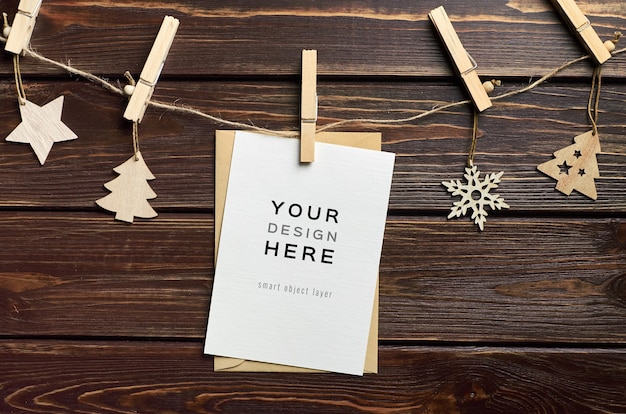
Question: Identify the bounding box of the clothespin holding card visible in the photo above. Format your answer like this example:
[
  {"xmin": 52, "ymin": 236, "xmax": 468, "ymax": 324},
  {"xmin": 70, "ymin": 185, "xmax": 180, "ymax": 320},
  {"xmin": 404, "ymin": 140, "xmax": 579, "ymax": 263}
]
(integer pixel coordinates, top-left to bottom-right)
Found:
[
  {"xmin": 300, "ymin": 49, "xmax": 317, "ymax": 163},
  {"xmin": 550, "ymin": 0, "xmax": 612, "ymax": 65},
  {"xmin": 3, "ymin": 0, "xmax": 41, "ymax": 55},
  {"xmin": 429, "ymin": 6, "xmax": 492, "ymax": 112},
  {"xmin": 123, "ymin": 15, "xmax": 179, "ymax": 123}
]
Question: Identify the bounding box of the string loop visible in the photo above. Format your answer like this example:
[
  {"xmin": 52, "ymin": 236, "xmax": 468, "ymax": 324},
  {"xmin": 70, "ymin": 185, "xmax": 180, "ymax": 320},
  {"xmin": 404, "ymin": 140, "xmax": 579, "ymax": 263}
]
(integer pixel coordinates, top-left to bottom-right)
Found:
[
  {"xmin": 13, "ymin": 54, "xmax": 26, "ymax": 105},
  {"xmin": 2, "ymin": 12, "xmax": 9, "ymax": 36},
  {"xmin": 587, "ymin": 65, "xmax": 602, "ymax": 136},
  {"xmin": 132, "ymin": 121, "xmax": 140, "ymax": 160},
  {"xmin": 468, "ymin": 109, "xmax": 479, "ymax": 167},
  {"xmin": 612, "ymin": 31, "xmax": 622, "ymax": 45},
  {"xmin": 124, "ymin": 71, "xmax": 137, "ymax": 87}
]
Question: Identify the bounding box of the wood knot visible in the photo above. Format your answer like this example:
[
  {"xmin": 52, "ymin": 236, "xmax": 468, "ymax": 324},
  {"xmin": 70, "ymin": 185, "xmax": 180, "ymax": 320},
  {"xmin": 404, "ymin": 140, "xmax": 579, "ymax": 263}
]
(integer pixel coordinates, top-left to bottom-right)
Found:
[
  {"xmin": 1, "ymin": 293, "xmax": 30, "ymax": 321},
  {"xmin": 604, "ymin": 220, "xmax": 626, "ymax": 255},
  {"xmin": 454, "ymin": 376, "xmax": 496, "ymax": 410},
  {"xmin": 605, "ymin": 273, "xmax": 626, "ymax": 307},
  {"xmin": 615, "ymin": 221, "xmax": 626, "ymax": 244}
]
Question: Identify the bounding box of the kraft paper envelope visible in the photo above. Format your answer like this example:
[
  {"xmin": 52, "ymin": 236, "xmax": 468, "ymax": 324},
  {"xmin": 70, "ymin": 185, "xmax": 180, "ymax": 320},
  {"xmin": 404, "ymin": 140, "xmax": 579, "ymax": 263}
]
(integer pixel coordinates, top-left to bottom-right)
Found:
[{"xmin": 213, "ymin": 130, "xmax": 379, "ymax": 374}]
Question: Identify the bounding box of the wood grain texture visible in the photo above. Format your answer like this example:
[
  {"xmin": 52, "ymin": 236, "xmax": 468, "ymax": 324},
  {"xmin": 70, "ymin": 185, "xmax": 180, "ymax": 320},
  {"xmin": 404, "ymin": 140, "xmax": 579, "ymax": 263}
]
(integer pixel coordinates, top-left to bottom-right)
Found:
[
  {"xmin": 1, "ymin": 213, "xmax": 624, "ymax": 343},
  {"xmin": 379, "ymin": 217, "xmax": 626, "ymax": 342},
  {"xmin": 1, "ymin": 0, "xmax": 625, "ymax": 77},
  {"xmin": 0, "ymin": 213, "xmax": 212, "ymax": 339},
  {"xmin": 0, "ymin": 80, "xmax": 624, "ymax": 211},
  {"xmin": 0, "ymin": 0, "xmax": 625, "ymax": 411},
  {"xmin": 1, "ymin": 341, "xmax": 625, "ymax": 414}
]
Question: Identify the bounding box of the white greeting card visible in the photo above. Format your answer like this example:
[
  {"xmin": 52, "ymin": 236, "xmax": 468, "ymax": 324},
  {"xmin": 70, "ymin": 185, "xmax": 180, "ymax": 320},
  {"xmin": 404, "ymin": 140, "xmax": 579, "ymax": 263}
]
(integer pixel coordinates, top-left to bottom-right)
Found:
[{"xmin": 205, "ymin": 131, "xmax": 395, "ymax": 375}]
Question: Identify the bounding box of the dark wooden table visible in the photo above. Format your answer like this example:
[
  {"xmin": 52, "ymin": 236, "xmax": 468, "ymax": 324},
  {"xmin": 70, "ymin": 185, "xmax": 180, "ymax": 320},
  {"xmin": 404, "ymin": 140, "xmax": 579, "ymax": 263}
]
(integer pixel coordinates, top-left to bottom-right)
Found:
[{"xmin": 1, "ymin": 1, "xmax": 625, "ymax": 412}]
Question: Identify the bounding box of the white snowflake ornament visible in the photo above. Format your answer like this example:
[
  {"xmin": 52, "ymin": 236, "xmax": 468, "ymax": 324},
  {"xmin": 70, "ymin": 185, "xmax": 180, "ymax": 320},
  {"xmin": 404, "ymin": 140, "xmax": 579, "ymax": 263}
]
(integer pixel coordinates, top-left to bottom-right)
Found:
[{"xmin": 442, "ymin": 164, "xmax": 509, "ymax": 231}]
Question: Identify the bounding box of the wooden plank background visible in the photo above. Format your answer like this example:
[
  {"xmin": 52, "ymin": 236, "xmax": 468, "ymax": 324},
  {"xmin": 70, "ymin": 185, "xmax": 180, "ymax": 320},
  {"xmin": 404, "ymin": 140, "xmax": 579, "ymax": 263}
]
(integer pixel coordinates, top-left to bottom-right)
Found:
[{"xmin": 1, "ymin": 0, "xmax": 625, "ymax": 412}]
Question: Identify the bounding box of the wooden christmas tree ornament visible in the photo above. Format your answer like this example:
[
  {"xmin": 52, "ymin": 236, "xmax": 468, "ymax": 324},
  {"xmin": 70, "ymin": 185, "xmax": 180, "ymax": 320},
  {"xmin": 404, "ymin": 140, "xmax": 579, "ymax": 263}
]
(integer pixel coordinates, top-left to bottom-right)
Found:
[
  {"xmin": 537, "ymin": 67, "xmax": 606, "ymax": 200},
  {"xmin": 96, "ymin": 116, "xmax": 160, "ymax": 223},
  {"xmin": 97, "ymin": 15, "xmax": 179, "ymax": 223},
  {"xmin": 537, "ymin": 27, "xmax": 619, "ymax": 200},
  {"xmin": 539, "ymin": 1, "xmax": 621, "ymax": 199},
  {"xmin": 537, "ymin": 130, "xmax": 601, "ymax": 200},
  {"xmin": 3, "ymin": 2, "xmax": 77, "ymax": 165},
  {"xmin": 96, "ymin": 151, "xmax": 158, "ymax": 223}
]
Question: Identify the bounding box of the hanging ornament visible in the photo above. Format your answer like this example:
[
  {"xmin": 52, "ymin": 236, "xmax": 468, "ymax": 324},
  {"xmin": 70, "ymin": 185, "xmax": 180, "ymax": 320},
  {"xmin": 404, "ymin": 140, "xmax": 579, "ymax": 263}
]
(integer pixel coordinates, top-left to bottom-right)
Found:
[
  {"xmin": 429, "ymin": 7, "xmax": 509, "ymax": 231},
  {"xmin": 96, "ymin": 148, "xmax": 158, "ymax": 223},
  {"xmin": 96, "ymin": 17, "xmax": 178, "ymax": 223},
  {"xmin": 5, "ymin": 93, "xmax": 78, "ymax": 165},
  {"xmin": 96, "ymin": 112, "xmax": 158, "ymax": 224},
  {"xmin": 537, "ymin": 130, "xmax": 601, "ymax": 200},
  {"xmin": 442, "ymin": 110, "xmax": 509, "ymax": 231},
  {"xmin": 3, "ymin": 11, "xmax": 77, "ymax": 165},
  {"xmin": 538, "ymin": 32, "xmax": 621, "ymax": 200},
  {"xmin": 537, "ymin": 65, "xmax": 604, "ymax": 200}
]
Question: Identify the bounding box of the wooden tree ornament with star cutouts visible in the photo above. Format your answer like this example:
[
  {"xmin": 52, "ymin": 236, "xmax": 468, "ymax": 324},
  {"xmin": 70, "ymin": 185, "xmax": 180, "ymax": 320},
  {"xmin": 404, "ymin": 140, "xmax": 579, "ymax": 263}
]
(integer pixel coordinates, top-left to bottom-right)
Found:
[
  {"xmin": 537, "ymin": 3, "xmax": 619, "ymax": 200},
  {"xmin": 537, "ymin": 130, "xmax": 601, "ymax": 200}
]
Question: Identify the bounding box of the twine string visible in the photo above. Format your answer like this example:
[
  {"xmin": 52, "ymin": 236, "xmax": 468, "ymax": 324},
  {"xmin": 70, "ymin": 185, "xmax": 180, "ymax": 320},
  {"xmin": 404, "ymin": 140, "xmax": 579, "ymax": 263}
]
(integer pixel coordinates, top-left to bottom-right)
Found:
[
  {"xmin": 24, "ymin": 48, "xmax": 125, "ymax": 97},
  {"xmin": 587, "ymin": 65, "xmax": 602, "ymax": 135},
  {"xmin": 468, "ymin": 109, "xmax": 479, "ymax": 167},
  {"xmin": 13, "ymin": 54, "xmax": 26, "ymax": 105},
  {"xmin": 124, "ymin": 70, "xmax": 137, "ymax": 87},
  {"xmin": 132, "ymin": 121, "xmax": 140, "ymax": 160},
  {"xmin": 123, "ymin": 71, "xmax": 141, "ymax": 160},
  {"xmin": 0, "ymin": 39, "xmax": 619, "ymax": 135}
]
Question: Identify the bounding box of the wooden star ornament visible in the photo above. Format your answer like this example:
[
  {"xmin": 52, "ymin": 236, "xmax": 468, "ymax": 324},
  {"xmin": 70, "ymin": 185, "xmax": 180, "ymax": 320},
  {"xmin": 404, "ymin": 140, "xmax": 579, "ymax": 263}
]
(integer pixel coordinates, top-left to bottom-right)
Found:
[{"xmin": 6, "ymin": 96, "xmax": 78, "ymax": 165}]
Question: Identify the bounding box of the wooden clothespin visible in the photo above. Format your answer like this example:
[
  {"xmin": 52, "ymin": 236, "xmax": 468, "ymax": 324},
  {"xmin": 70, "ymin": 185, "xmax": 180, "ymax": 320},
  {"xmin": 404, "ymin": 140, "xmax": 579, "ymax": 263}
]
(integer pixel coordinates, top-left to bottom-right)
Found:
[
  {"xmin": 300, "ymin": 49, "xmax": 317, "ymax": 163},
  {"xmin": 3, "ymin": 0, "xmax": 42, "ymax": 55},
  {"xmin": 550, "ymin": 0, "xmax": 612, "ymax": 65},
  {"xmin": 429, "ymin": 6, "xmax": 492, "ymax": 112},
  {"xmin": 123, "ymin": 15, "xmax": 179, "ymax": 123}
]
